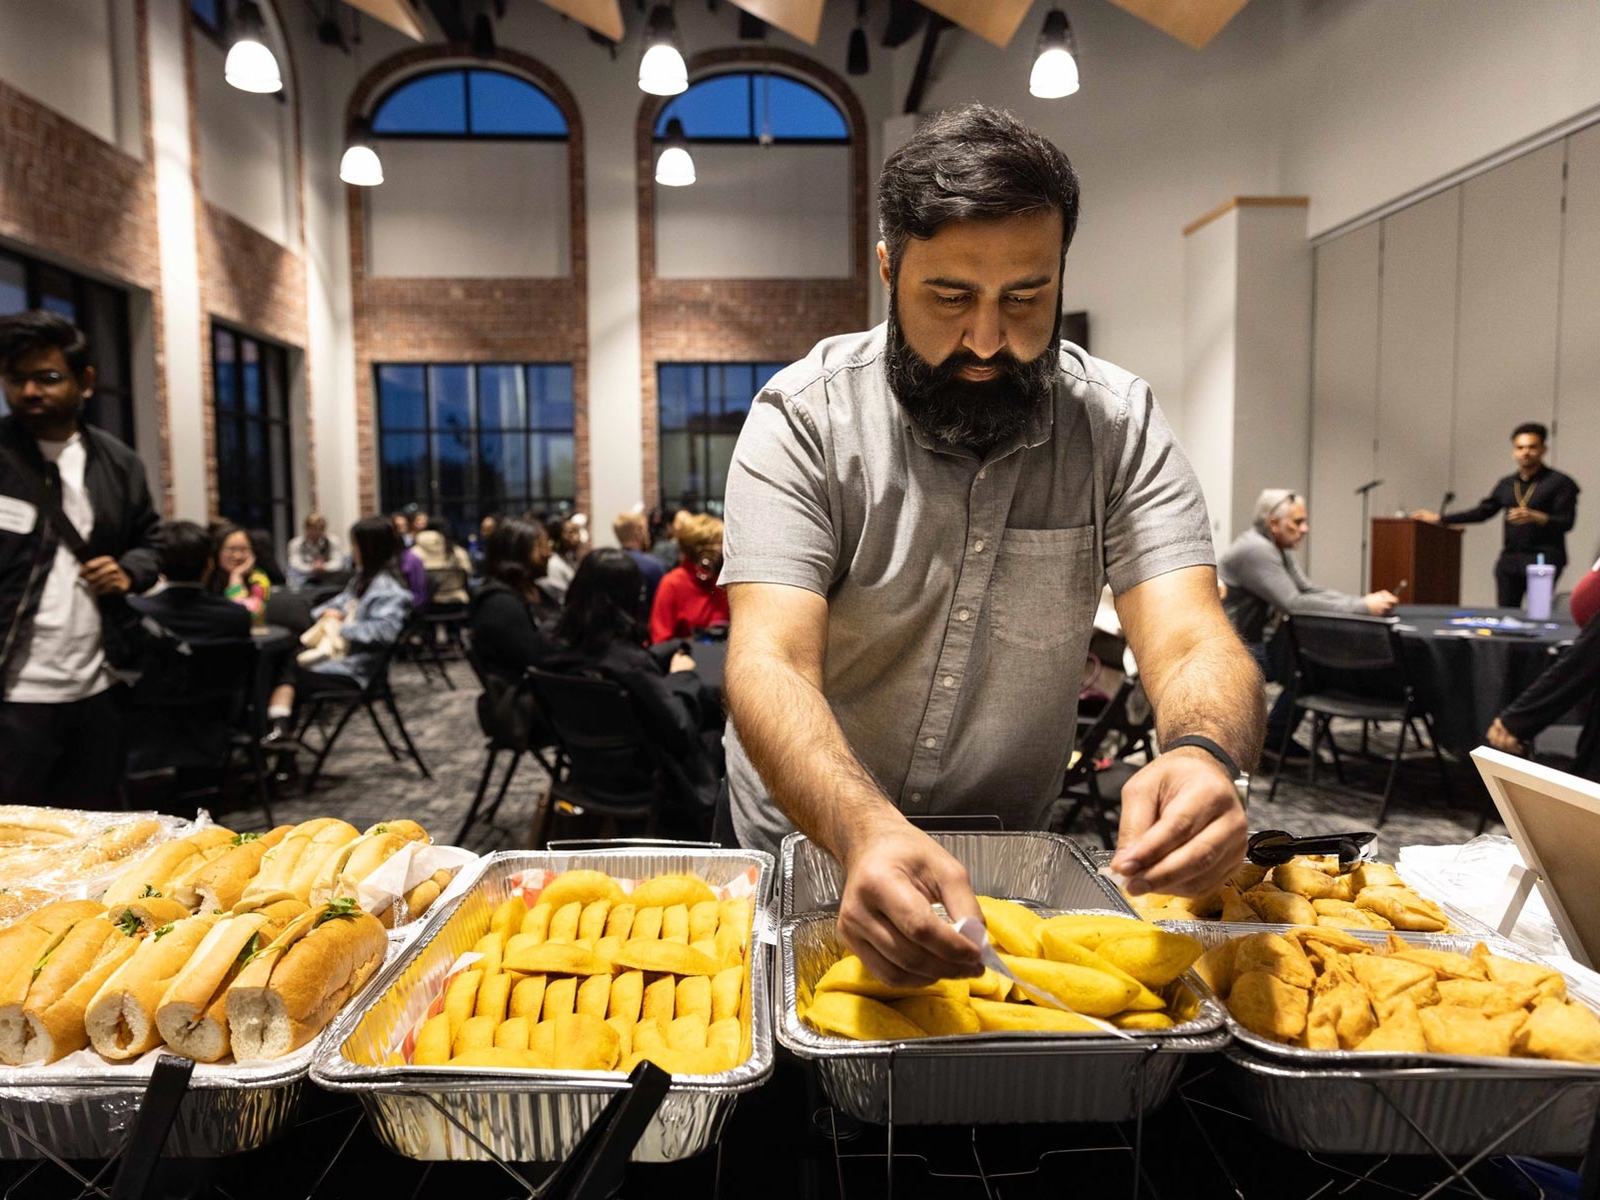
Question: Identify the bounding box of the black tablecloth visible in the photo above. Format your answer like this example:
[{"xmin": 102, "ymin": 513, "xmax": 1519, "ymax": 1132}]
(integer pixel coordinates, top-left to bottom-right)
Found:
[{"xmin": 1394, "ymin": 605, "xmax": 1578, "ymax": 754}]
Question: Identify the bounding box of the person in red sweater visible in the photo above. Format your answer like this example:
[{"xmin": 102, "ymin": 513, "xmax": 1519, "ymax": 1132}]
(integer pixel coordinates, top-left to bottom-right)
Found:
[{"xmin": 649, "ymin": 513, "xmax": 729, "ymax": 643}]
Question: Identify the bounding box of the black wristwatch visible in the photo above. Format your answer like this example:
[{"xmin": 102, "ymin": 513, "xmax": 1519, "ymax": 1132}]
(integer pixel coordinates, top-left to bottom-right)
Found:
[{"xmin": 1163, "ymin": 735, "xmax": 1249, "ymax": 803}]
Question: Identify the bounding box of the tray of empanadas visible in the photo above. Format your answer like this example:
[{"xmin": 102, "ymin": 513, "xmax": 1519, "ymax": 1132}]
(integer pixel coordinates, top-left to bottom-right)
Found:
[
  {"xmin": 1180, "ymin": 920, "xmax": 1600, "ymax": 1156},
  {"xmin": 312, "ymin": 845, "xmax": 774, "ymax": 1164}
]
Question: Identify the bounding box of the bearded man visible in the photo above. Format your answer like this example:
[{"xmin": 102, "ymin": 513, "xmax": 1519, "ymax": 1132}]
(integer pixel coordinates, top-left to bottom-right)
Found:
[{"xmin": 720, "ymin": 104, "xmax": 1264, "ymax": 988}]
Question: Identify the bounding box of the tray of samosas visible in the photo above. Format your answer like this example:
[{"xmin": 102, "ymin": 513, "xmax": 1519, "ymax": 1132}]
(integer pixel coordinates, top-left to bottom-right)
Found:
[
  {"xmin": 1181, "ymin": 921, "xmax": 1600, "ymax": 1156},
  {"xmin": 778, "ymin": 894, "xmax": 1227, "ymax": 1125},
  {"xmin": 312, "ymin": 847, "xmax": 773, "ymax": 1163}
]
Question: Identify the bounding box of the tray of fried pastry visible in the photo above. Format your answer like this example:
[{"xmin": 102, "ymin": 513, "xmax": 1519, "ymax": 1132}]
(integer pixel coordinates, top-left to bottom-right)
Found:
[
  {"xmin": 312, "ymin": 846, "xmax": 773, "ymax": 1164},
  {"xmin": 1180, "ymin": 920, "xmax": 1600, "ymax": 1156}
]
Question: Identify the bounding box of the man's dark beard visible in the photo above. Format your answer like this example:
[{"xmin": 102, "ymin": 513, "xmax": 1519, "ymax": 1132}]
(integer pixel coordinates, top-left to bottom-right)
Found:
[{"xmin": 884, "ymin": 303, "xmax": 1059, "ymax": 456}]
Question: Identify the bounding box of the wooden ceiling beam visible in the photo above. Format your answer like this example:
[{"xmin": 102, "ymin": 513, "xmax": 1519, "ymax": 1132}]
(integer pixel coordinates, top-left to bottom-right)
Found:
[
  {"xmin": 1104, "ymin": 0, "xmax": 1252, "ymax": 50},
  {"xmin": 340, "ymin": 0, "xmax": 429, "ymax": 42},
  {"xmin": 725, "ymin": 0, "xmax": 826, "ymax": 46},
  {"xmin": 914, "ymin": 0, "xmax": 1032, "ymax": 50},
  {"xmin": 536, "ymin": 0, "xmax": 625, "ymax": 42}
]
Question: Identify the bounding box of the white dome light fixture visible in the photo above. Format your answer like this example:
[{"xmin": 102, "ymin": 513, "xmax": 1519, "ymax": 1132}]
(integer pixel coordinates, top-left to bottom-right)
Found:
[
  {"xmin": 1029, "ymin": 8, "xmax": 1080, "ymax": 99},
  {"xmin": 655, "ymin": 118, "xmax": 695, "ymax": 187},
  {"xmin": 224, "ymin": 0, "xmax": 284, "ymax": 94},
  {"xmin": 339, "ymin": 118, "xmax": 384, "ymax": 187},
  {"xmin": 639, "ymin": 5, "xmax": 688, "ymax": 96}
]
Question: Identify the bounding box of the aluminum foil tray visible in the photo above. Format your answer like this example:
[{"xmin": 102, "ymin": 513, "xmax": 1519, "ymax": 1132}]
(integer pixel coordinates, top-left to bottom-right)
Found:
[
  {"xmin": 0, "ymin": 941, "xmax": 404, "ymax": 1160},
  {"xmin": 781, "ymin": 831, "xmax": 1121, "ymax": 918},
  {"xmin": 778, "ymin": 908, "xmax": 1228, "ymax": 1126},
  {"xmin": 312, "ymin": 846, "xmax": 775, "ymax": 1164},
  {"xmin": 1176, "ymin": 921, "xmax": 1600, "ymax": 1156}
]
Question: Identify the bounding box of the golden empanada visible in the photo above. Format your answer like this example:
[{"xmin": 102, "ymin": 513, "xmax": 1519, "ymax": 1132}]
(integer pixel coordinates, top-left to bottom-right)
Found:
[
  {"xmin": 805, "ymin": 991, "xmax": 927, "ymax": 1041},
  {"xmin": 890, "ymin": 995, "xmax": 981, "ymax": 1036},
  {"xmin": 1350, "ymin": 953, "xmax": 1439, "ymax": 1008},
  {"xmin": 1516, "ymin": 999, "xmax": 1600, "ymax": 1064},
  {"xmin": 1355, "ymin": 995, "xmax": 1427, "ymax": 1053},
  {"xmin": 1243, "ymin": 885, "xmax": 1316, "ymax": 927},
  {"xmin": 976, "ymin": 895, "xmax": 1044, "ymax": 957},
  {"xmin": 1418, "ymin": 1005, "xmax": 1526, "ymax": 1058},
  {"xmin": 1354, "ymin": 886, "xmax": 1447, "ymax": 932},
  {"xmin": 1227, "ymin": 970, "xmax": 1309, "ymax": 1042},
  {"xmin": 1233, "ymin": 932, "xmax": 1316, "ymax": 989}
]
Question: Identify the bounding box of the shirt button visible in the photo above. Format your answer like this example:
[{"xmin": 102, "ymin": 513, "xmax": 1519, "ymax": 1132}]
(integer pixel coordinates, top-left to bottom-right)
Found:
[
  {"xmin": 973, "ymin": 539, "xmax": 985, "ymax": 553},
  {"xmin": 957, "ymin": 608, "xmax": 970, "ymax": 622},
  {"xmin": 943, "ymin": 675, "xmax": 955, "ymax": 688},
  {"xmin": 977, "ymin": 469, "xmax": 986, "ymax": 480},
  {"xmin": 923, "ymin": 737, "xmax": 937, "ymax": 749},
  {"xmin": 910, "ymin": 791, "xmax": 923, "ymax": 803}
]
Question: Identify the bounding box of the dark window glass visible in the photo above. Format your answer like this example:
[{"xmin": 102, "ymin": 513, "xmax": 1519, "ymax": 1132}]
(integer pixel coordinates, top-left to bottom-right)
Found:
[
  {"xmin": 467, "ymin": 70, "xmax": 567, "ymax": 135},
  {"xmin": 372, "ymin": 72, "xmax": 468, "ymax": 135},
  {"xmin": 212, "ymin": 322, "xmax": 293, "ymax": 559},
  {"xmin": 657, "ymin": 362, "xmax": 786, "ymax": 513},
  {"xmin": 375, "ymin": 362, "xmax": 576, "ymax": 529},
  {"xmin": 0, "ymin": 256, "xmax": 26, "ymax": 316},
  {"xmin": 191, "ymin": 0, "xmax": 220, "ymax": 31},
  {"xmin": 655, "ymin": 71, "xmax": 847, "ymax": 142}
]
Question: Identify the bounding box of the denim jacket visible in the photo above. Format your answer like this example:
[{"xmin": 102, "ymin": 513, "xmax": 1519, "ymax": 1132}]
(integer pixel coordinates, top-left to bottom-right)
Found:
[{"xmin": 309, "ymin": 570, "xmax": 411, "ymax": 688}]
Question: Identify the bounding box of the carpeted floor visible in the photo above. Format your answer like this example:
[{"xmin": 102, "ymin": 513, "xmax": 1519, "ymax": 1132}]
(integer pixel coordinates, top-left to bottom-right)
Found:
[{"xmin": 218, "ymin": 655, "xmax": 1535, "ymax": 863}]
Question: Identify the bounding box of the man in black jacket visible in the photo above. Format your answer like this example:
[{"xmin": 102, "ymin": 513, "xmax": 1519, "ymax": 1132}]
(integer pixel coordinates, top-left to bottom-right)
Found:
[
  {"xmin": 0, "ymin": 310, "xmax": 160, "ymax": 806},
  {"xmin": 1412, "ymin": 423, "xmax": 1580, "ymax": 606}
]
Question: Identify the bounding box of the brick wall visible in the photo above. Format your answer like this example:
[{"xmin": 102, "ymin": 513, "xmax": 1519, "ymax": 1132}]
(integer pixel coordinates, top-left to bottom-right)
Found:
[
  {"xmin": 346, "ymin": 48, "xmax": 589, "ymax": 519},
  {"xmin": 0, "ymin": 0, "xmax": 173, "ymax": 512},
  {"xmin": 636, "ymin": 48, "xmax": 871, "ymax": 507},
  {"xmin": 185, "ymin": 0, "xmax": 313, "ymax": 522}
]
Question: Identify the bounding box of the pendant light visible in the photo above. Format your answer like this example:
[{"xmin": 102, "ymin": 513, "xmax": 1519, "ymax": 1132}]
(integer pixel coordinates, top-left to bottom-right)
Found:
[
  {"xmin": 654, "ymin": 118, "xmax": 695, "ymax": 187},
  {"xmin": 847, "ymin": 0, "xmax": 869, "ymax": 76},
  {"xmin": 1029, "ymin": 8, "xmax": 1079, "ymax": 99},
  {"xmin": 224, "ymin": 0, "xmax": 283, "ymax": 94},
  {"xmin": 638, "ymin": 5, "xmax": 688, "ymax": 96},
  {"xmin": 339, "ymin": 117, "xmax": 383, "ymax": 187}
]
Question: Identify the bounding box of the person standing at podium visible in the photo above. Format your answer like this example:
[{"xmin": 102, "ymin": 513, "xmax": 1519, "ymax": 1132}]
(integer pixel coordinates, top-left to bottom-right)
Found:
[
  {"xmin": 1411, "ymin": 422, "xmax": 1579, "ymax": 607},
  {"xmin": 1219, "ymin": 489, "xmax": 1397, "ymax": 757}
]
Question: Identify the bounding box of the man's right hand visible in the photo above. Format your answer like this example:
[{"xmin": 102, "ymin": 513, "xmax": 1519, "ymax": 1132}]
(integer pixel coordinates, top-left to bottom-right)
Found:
[
  {"xmin": 1410, "ymin": 509, "xmax": 1440, "ymax": 523},
  {"xmin": 838, "ymin": 819, "xmax": 984, "ymax": 988},
  {"xmin": 1364, "ymin": 589, "xmax": 1399, "ymax": 615}
]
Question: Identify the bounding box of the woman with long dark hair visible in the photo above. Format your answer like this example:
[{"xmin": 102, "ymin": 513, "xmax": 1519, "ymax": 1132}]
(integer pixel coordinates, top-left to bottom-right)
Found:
[
  {"xmin": 468, "ymin": 515, "xmax": 560, "ymax": 683},
  {"xmin": 262, "ymin": 515, "xmax": 413, "ymax": 743}
]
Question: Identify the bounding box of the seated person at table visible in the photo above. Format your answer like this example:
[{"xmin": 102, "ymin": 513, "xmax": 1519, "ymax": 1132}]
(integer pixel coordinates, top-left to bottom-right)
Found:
[
  {"xmin": 614, "ymin": 509, "xmax": 667, "ymax": 608},
  {"xmin": 262, "ymin": 516, "xmax": 412, "ymax": 744},
  {"xmin": 1488, "ymin": 557, "xmax": 1600, "ymax": 781},
  {"xmin": 649, "ymin": 513, "xmax": 729, "ymax": 644},
  {"xmin": 209, "ymin": 524, "xmax": 270, "ymax": 625},
  {"xmin": 132, "ymin": 521, "xmax": 251, "ymax": 644},
  {"xmin": 286, "ymin": 513, "xmax": 345, "ymax": 587},
  {"xmin": 1219, "ymin": 489, "xmax": 1397, "ymax": 756},
  {"xmin": 543, "ymin": 514, "xmax": 583, "ymax": 600},
  {"xmin": 469, "ymin": 516, "xmax": 561, "ymax": 684},
  {"xmin": 414, "ymin": 525, "xmax": 472, "ymax": 605},
  {"xmin": 552, "ymin": 549, "xmax": 721, "ymax": 825}
]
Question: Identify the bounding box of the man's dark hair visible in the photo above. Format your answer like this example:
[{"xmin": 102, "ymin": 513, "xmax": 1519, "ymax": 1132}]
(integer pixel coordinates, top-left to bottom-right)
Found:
[
  {"xmin": 155, "ymin": 520, "xmax": 214, "ymax": 584},
  {"xmin": 1512, "ymin": 422, "xmax": 1548, "ymax": 443},
  {"xmin": 554, "ymin": 548, "xmax": 647, "ymax": 655},
  {"xmin": 0, "ymin": 309, "xmax": 92, "ymax": 376},
  {"xmin": 877, "ymin": 104, "xmax": 1081, "ymax": 277}
]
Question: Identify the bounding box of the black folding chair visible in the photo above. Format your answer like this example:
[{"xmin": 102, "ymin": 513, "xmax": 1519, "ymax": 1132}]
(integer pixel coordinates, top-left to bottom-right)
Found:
[
  {"xmin": 1053, "ymin": 677, "xmax": 1156, "ymax": 848},
  {"xmin": 454, "ymin": 648, "xmax": 562, "ymax": 845},
  {"xmin": 295, "ymin": 634, "xmax": 431, "ymax": 794},
  {"xmin": 124, "ymin": 635, "xmax": 275, "ymax": 824},
  {"xmin": 523, "ymin": 667, "xmax": 708, "ymax": 848},
  {"xmin": 1264, "ymin": 613, "xmax": 1452, "ymax": 825}
]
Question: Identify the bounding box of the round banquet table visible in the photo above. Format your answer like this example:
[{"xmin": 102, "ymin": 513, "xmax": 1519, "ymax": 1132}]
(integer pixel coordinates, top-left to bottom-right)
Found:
[{"xmin": 1393, "ymin": 604, "xmax": 1578, "ymax": 754}]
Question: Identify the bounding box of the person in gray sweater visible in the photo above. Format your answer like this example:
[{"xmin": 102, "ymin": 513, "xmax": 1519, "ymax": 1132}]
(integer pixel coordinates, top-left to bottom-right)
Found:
[{"xmin": 1219, "ymin": 489, "xmax": 1397, "ymax": 754}]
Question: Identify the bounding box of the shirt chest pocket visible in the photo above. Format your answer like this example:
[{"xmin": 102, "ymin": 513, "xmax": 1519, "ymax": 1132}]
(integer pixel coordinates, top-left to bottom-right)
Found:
[{"xmin": 988, "ymin": 526, "xmax": 1098, "ymax": 652}]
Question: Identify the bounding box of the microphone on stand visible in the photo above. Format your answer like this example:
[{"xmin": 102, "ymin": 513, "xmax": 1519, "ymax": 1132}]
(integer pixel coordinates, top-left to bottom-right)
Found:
[
  {"xmin": 1353, "ymin": 479, "xmax": 1384, "ymax": 495},
  {"xmin": 1437, "ymin": 490, "xmax": 1455, "ymax": 519}
]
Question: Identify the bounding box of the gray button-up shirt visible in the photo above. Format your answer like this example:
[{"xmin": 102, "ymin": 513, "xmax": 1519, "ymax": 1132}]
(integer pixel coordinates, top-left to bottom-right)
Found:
[{"xmin": 721, "ymin": 324, "xmax": 1214, "ymax": 858}]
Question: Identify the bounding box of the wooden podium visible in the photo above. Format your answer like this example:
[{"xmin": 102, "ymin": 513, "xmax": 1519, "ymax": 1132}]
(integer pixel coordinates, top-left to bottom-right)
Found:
[{"xmin": 1371, "ymin": 517, "xmax": 1462, "ymax": 604}]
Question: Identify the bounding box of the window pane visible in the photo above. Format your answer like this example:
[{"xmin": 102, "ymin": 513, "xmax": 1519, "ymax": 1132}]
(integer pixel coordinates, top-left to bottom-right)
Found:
[
  {"xmin": 214, "ymin": 329, "xmax": 237, "ymax": 411},
  {"xmin": 191, "ymin": 0, "xmax": 220, "ymax": 30},
  {"xmin": 241, "ymin": 338, "xmax": 262, "ymax": 414},
  {"xmin": 477, "ymin": 365, "xmax": 523, "ymax": 429},
  {"xmin": 434, "ymin": 428, "xmax": 473, "ymax": 502},
  {"xmin": 467, "ymin": 71, "xmax": 567, "ymax": 136},
  {"xmin": 658, "ymin": 430, "xmax": 698, "ymax": 511},
  {"xmin": 656, "ymin": 73, "xmax": 751, "ymax": 139},
  {"xmin": 0, "ymin": 255, "xmax": 26, "ymax": 315},
  {"xmin": 244, "ymin": 419, "xmax": 266, "ymax": 503},
  {"xmin": 37, "ymin": 264, "xmax": 75, "ymax": 322},
  {"xmin": 756, "ymin": 362, "xmax": 785, "ymax": 391},
  {"xmin": 439, "ymin": 499, "xmax": 474, "ymax": 540},
  {"xmin": 764, "ymin": 75, "xmax": 848, "ymax": 140},
  {"xmin": 707, "ymin": 433, "xmax": 739, "ymax": 500},
  {"xmin": 372, "ymin": 71, "xmax": 468, "ymax": 135},
  {"xmin": 533, "ymin": 433, "xmax": 575, "ymax": 501},
  {"xmin": 429, "ymin": 365, "xmax": 471, "ymax": 435},
  {"xmin": 81, "ymin": 285, "xmax": 123, "ymax": 390},
  {"xmin": 263, "ymin": 344, "xmax": 287, "ymax": 421},
  {"xmin": 216, "ymin": 418, "xmax": 241, "ymax": 509},
  {"xmin": 269, "ymin": 420, "xmax": 288, "ymax": 505},
  {"xmin": 526, "ymin": 365, "xmax": 573, "ymax": 428},
  {"xmin": 658, "ymin": 365, "xmax": 692, "ymax": 430},
  {"xmin": 380, "ymin": 432, "xmax": 428, "ymax": 511},
  {"xmin": 711, "ymin": 364, "xmax": 754, "ymax": 426},
  {"xmin": 479, "ymin": 431, "xmax": 528, "ymax": 503},
  {"xmin": 376, "ymin": 365, "xmax": 426, "ymax": 428}
]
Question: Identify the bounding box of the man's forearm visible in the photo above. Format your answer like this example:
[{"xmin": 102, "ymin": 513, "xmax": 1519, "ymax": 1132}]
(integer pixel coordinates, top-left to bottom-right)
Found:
[
  {"xmin": 725, "ymin": 648, "xmax": 902, "ymax": 862},
  {"xmin": 1144, "ymin": 628, "xmax": 1266, "ymax": 773}
]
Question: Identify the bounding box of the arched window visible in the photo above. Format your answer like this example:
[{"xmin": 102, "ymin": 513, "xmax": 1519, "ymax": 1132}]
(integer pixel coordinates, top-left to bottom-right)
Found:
[
  {"xmin": 654, "ymin": 71, "xmax": 847, "ymax": 143},
  {"xmin": 373, "ymin": 68, "xmax": 567, "ymax": 138}
]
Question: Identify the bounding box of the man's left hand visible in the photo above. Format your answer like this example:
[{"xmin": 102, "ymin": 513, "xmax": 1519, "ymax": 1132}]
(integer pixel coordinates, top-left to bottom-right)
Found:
[
  {"xmin": 80, "ymin": 556, "xmax": 131, "ymax": 597},
  {"xmin": 1486, "ymin": 717, "xmax": 1524, "ymax": 754},
  {"xmin": 1507, "ymin": 507, "xmax": 1548, "ymax": 526},
  {"xmin": 1110, "ymin": 747, "xmax": 1247, "ymax": 898}
]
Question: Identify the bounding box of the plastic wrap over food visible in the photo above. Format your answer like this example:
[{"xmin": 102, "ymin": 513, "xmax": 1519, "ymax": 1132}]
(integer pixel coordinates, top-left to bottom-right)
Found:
[{"xmin": 0, "ymin": 807, "xmax": 196, "ymax": 922}]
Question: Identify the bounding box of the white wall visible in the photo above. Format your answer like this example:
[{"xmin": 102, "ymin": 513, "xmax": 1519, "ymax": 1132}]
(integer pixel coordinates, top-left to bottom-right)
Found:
[
  {"xmin": 195, "ymin": 33, "xmax": 297, "ymax": 246},
  {"xmin": 1181, "ymin": 210, "xmax": 1236, "ymax": 548},
  {"xmin": 656, "ymin": 144, "xmax": 852, "ymax": 278},
  {"xmin": 0, "ymin": 0, "xmax": 118, "ymax": 147},
  {"xmin": 368, "ymin": 140, "xmax": 570, "ymax": 278}
]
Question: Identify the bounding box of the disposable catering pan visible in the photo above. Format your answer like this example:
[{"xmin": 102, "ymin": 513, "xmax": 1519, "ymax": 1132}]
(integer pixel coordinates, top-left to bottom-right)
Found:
[
  {"xmin": 777, "ymin": 835, "xmax": 1229, "ymax": 1127},
  {"xmin": 0, "ymin": 940, "xmax": 404, "ymax": 1160},
  {"xmin": 312, "ymin": 846, "xmax": 775, "ymax": 1164},
  {"xmin": 781, "ymin": 829, "xmax": 1118, "ymax": 919},
  {"xmin": 1173, "ymin": 920, "xmax": 1600, "ymax": 1156}
]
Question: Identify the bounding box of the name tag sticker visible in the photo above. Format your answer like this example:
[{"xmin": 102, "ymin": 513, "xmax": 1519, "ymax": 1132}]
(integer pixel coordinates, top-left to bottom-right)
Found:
[{"xmin": 0, "ymin": 495, "xmax": 39, "ymax": 536}]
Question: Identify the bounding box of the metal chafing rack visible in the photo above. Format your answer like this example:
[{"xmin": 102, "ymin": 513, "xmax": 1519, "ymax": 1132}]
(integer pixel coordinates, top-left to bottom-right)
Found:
[{"xmin": 311, "ymin": 845, "xmax": 775, "ymax": 1164}]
